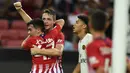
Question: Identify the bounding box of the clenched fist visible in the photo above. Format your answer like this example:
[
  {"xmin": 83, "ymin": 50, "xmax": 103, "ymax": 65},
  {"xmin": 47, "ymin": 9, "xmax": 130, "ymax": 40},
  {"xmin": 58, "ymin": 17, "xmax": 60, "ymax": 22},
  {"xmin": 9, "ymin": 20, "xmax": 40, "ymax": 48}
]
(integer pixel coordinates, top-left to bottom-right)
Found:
[{"xmin": 14, "ymin": 2, "xmax": 22, "ymax": 10}]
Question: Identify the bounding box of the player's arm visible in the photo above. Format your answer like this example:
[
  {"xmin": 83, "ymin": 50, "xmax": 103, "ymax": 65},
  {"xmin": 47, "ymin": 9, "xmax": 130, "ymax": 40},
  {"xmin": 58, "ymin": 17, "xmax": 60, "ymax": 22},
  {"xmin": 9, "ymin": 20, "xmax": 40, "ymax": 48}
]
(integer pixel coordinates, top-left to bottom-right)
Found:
[
  {"xmin": 31, "ymin": 33, "xmax": 64, "ymax": 56},
  {"xmin": 14, "ymin": 2, "xmax": 32, "ymax": 23},
  {"xmin": 55, "ymin": 19, "xmax": 65, "ymax": 29},
  {"xmin": 31, "ymin": 40, "xmax": 64, "ymax": 56},
  {"xmin": 72, "ymin": 63, "xmax": 80, "ymax": 73},
  {"xmin": 21, "ymin": 35, "xmax": 30, "ymax": 48},
  {"xmin": 127, "ymin": 62, "xmax": 130, "ymax": 73},
  {"xmin": 31, "ymin": 44, "xmax": 63, "ymax": 56},
  {"xmin": 126, "ymin": 57, "xmax": 130, "ymax": 73},
  {"xmin": 96, "ymin": 67, "xmax": 105, "ymax": 73}
]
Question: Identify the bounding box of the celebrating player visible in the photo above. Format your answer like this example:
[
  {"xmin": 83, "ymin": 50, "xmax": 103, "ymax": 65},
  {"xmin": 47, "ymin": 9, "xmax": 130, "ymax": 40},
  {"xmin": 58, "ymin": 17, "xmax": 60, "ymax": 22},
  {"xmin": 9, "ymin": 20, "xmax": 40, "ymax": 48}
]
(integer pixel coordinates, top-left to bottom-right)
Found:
[{"xmin": 14, "ymin": 2, "xmax": 65, "ymax": 73}]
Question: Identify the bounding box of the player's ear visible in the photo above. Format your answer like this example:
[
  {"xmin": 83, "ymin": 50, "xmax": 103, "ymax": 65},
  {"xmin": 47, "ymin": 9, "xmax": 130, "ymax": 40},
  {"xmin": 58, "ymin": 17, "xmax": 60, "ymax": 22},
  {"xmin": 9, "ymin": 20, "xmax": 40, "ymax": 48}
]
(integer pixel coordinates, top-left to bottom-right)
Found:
[
  {"xmin": 37, "ymin": 28, "xmax": 41, "ymax": 32},
  {"xmin": 83, "ymin": 24, "xmax": 87, "ymax": 29}
]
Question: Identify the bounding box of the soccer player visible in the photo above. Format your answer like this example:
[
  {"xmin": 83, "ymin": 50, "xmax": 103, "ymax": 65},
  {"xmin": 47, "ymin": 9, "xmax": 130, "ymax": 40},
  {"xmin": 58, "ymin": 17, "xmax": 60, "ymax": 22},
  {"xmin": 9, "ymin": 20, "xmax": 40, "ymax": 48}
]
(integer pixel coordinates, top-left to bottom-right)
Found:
[
  {"xmin": 14, "ymin": 2, "xmax": 65, "ymax": 73},
  {"xmin": 22, "ymin": 18, "xmax": 48, "ymax": 73},
  {"xmin": 86, "ymin": 10, "xmax": 130, "ymax": 73},
  {"xmin": 22, "ymin": 18, "xmax": 44, "ymax": 49},
  {"xmin": 72, "ymin": 15, "xmax": 93, "ymax": 73},
  {"xmin": 86, "ymin": 10, "xmax": 112, "ymax": 73}
]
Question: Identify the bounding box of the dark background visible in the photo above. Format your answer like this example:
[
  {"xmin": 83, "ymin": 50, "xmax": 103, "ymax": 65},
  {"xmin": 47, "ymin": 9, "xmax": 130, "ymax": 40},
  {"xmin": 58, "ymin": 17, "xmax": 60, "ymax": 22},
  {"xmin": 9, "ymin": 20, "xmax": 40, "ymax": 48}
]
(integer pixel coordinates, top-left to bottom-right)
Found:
[{"xmin": 0, "ymin": 49, "xmax": 78, "ymax": 73}]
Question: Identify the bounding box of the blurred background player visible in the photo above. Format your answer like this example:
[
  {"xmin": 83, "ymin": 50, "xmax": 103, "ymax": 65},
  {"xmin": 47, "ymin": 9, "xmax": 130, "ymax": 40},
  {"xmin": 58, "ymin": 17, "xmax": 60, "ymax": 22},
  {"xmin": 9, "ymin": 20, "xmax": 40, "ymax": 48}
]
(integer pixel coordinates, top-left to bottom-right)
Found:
[
  {"xmin": 86, "ymin": 10, "xmax": 111, "ymax": 73},
  {"xmin": 72, "ymin": 15, "xmax": 93, "ymax": 73},
  {"xmin": 14, "ymin": 2, "xmax": 65, "ymax": 73},
  {"xmin": 86, "ymin": 10, "xmax": 130, "ymax": 73}
]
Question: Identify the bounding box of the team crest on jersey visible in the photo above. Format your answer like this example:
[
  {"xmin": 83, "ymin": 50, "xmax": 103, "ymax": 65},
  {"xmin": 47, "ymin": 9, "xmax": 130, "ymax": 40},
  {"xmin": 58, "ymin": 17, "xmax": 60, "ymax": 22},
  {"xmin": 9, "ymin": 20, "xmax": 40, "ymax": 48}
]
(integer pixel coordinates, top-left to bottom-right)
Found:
[{"xmin": 82, "ymin": 45, "xmax": 86, "ymax": 50}]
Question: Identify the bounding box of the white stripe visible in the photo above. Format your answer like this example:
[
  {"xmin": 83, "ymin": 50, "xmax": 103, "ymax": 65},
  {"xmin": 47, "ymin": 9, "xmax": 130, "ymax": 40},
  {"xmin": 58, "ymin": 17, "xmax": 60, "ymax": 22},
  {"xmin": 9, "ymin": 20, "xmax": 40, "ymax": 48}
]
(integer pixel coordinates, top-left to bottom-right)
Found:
[
  {"xmin": 38, "ymin": 64, "xmax": 43, "ymax": 73},
  {"xmin": 61, "ymin": 66, "xmax": 63, "ymax": 73},
  {"xmin": 53, "ymin": 62, "xmax": 57, "ymax": 73},
  {"xmin": 44, "ymin": 64, "xmax": 49, "ymax": 73},
  {"xmin": 33, "ymin": 65, "xmax": 37, "ymax": 73},
  {"xmin": 56, "ymin": 61, "xmax": 60, "ymax": 73},
  {"xmin": 48, "ymin": 63, "xmax": 54, "ymax": 73}
]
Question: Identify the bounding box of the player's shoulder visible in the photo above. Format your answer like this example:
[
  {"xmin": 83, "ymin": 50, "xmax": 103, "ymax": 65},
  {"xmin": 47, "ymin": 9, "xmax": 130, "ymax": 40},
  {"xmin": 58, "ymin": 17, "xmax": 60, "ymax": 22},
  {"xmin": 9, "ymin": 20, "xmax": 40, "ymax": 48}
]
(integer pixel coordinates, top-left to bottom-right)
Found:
[
  {"xmin": 48, "ymin": 28, "xmax": 58, "ymax": 36},
  {"xmin": 58, "ymin": 32, "xmax": 64, "ymax": 36},
  {"xmin": 28, "ymin": 36, "xmax": 42, "ymax": 41},
  {"xmin": 87, "ymin": 39, "xmax": 98, "ymax": 48},
  {"xmin": 83, "ymin": 33, "xmax": 93, "ymax": 41},
  {"xmin": 86, "ymin": 33, "xmax": 93, "ymax": 38}
]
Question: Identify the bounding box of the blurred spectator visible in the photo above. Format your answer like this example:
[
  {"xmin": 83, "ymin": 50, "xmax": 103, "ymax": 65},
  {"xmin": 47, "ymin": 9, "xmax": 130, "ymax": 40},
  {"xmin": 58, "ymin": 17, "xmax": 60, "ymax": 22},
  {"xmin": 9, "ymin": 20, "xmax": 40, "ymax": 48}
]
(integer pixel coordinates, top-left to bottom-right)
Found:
[
  {"xmin": 6, "ymin": 5, "xmax": 20, "ymax": 20},
  {"xmin": 0, "ymin": 35, "xmax": 1, "ymax": 47},
  {"xmin": 21, "ymin": 0, "xmax": 35, "ymax": 18},
  {"xmin": 63, "ymin": 27, "xmax": 75, "ymax": 51},
  {"xmin": 73, "ymin": 1, "xmax": 88, "ymax": 15},
  {"xmin": 88, "ymin": 0, "xmax": 99, "ymax": 9},
  {"xmin": 33, "ymin": 0, "xmax": 43, "ymax": 18},
  {"xmin": 42, "ymin": 0, "xmax": 54, "ymax": 9},
  {"xmin": 64, "ymin": 40, "xmax": 75, "ymax": 51},
  {"xmin": 98, "ymin": 0, "xmax": 110, "ymax": 11},
  {"xmin": 68, "ymin": 1, "xmax": 88, "ymax": 26},
  {"xmin": 0, "ymin": 0, "xmax": 11, "ymax": 18},
  {"xmin": 57, "ymin": 0, "xmax": 75, "ymax": 14}
]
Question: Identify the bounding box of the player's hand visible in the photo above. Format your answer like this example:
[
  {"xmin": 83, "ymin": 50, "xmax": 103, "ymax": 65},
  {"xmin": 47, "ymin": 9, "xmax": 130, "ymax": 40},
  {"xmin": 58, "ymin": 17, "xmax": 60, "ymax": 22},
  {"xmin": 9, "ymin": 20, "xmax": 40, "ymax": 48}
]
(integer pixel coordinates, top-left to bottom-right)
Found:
[
  {"xmin": 31, "ymin": 45, "xmax": 40, "ymax": 55},
  {"xmin": 14, "ymin": 2, "xmax": 22, "ymax": 10}
]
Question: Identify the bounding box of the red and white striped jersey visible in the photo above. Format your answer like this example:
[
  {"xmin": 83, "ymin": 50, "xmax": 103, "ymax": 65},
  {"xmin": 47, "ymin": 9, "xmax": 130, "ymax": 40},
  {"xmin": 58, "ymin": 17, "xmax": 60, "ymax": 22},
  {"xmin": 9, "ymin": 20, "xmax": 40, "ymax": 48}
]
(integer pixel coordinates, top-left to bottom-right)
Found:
[{"xmin": 23, "ymin": 24, "xmax": 64, "ymax": 73}]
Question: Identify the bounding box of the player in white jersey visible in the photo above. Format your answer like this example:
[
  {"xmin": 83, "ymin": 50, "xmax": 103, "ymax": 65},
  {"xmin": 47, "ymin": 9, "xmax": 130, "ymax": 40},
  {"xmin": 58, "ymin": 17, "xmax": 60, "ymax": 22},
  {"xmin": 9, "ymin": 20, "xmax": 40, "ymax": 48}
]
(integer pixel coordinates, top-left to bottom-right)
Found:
[{"xmin": 73, "ymin": 15, "xmax": 93, "ymax": 73}]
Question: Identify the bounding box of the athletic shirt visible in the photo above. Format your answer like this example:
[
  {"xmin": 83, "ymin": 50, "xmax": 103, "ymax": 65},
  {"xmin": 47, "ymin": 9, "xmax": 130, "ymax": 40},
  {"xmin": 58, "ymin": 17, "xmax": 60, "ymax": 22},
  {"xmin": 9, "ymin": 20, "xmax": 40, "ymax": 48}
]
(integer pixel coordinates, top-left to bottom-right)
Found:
[
  {"xmin": 78, "ymin": 33, "xmax": 93, "ymax": 73},
  {"xmin": 23, "ymin": 24, "xmax": 64, "ymax": 73},
  {"xmin": 86, "ymin": 37, "xmax": 112, "ymax": 73}
]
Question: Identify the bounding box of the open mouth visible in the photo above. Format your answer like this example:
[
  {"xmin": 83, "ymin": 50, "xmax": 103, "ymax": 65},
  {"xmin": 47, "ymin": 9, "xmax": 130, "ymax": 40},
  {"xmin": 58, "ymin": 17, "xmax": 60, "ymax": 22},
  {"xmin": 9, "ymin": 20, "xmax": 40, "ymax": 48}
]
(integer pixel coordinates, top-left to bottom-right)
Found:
[{"xmin": 45, "ymin": 25, "xmax": 49, "ymax": 27}]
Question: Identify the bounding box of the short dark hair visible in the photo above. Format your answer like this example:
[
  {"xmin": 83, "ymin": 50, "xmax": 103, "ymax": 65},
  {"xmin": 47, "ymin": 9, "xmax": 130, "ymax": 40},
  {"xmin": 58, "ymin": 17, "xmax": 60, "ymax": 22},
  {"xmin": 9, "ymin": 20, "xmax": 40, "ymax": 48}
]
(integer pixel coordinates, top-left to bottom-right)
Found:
[
  {"xmin": 43, "ymin": 9, "xmax": 56, "ymax": 20},
  {"xmin": 91, "ymin": 10, "xmax": 107, "ymax": 31},
  {"xmin": 78, "ymin": 15, "xmax": 89, "ymax": 32},
  {"xmin": 27, "ymin": 18, "xmax": 45, "ymax": 32}
]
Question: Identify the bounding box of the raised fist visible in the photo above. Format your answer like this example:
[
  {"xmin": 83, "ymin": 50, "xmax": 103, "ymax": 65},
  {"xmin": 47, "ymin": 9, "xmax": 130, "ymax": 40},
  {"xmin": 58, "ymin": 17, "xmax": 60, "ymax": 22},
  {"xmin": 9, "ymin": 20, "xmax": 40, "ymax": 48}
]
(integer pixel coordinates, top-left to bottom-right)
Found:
[{"xmin": 14, "ymin": 2, "xmax": 22, "ymax": 10}]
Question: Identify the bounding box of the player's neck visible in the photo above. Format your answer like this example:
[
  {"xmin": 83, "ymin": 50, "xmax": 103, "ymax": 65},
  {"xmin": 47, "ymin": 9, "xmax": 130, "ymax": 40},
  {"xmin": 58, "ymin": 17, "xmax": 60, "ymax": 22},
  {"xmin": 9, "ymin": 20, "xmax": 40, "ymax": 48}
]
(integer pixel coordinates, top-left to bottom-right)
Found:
[
  {"xmin": 45, "ymin": 27, "xmax": 53, "ymax": 33},
  {"xmin": 78, "ymin": 31, "xmax": 86, "ymax": 40},
  {"xmin": 37, "ymin": 32, "xmax": 44, "ymax": 36},
  {"xmin": 92, "ymin": 31, "xmax": 105, "ymax": 39}
]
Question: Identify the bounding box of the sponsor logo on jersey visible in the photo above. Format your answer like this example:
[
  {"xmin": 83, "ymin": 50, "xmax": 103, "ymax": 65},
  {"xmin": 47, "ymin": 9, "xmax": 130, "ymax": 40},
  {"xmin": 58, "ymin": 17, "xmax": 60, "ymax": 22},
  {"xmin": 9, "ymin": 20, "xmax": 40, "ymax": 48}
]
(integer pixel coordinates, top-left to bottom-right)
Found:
[
  {"xmin": 82, "ymin": 45, "xmax": 86, "ymax": 50},
  {"xmin": 36, "ymin": 39, "xmax": 44, "ymax": 45},
  {"xmin": 36, "ymin": 38, "xmax": 54, "ymax": 44},
  {"xmin": 80, "ymin": 58, "xmax": 87, "ymax": 63},
  {"xmin": 46, "ymin": 41, "xmax": 54, "ymax": 47},
  {"xmin": 57, "ymin": 39, "xmax": 62, "ymax": 43}
]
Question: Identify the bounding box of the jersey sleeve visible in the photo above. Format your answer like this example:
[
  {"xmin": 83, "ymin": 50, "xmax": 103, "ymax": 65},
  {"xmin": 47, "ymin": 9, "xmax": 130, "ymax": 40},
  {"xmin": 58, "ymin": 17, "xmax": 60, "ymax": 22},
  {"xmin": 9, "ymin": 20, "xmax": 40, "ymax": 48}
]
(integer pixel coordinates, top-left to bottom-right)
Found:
[
  {"xmin": 49, "ymin": 24, "xmax": 61, "ymax": 37},
  {"xmin": 56, "ymin": 32, "xmax": 65, "ymax": 45},
  {"xmin": 23, "ymin": 38, "xmax": 35, "ymax": 51},
  {"xmin": 54, "ymin": 24, "xmax": 62, "ymax": 32},
  {"xmin": 86, "ymin": 44, "xmax": 105, "ymax": 69}
]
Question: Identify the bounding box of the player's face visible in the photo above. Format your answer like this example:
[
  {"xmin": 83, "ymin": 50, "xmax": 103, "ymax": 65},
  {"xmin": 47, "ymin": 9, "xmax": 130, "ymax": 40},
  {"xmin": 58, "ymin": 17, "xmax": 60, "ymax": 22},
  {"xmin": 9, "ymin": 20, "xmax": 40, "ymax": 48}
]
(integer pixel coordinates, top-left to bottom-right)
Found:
[
  {"xmin": 27, "ymin": 24, "xmax": 37, "ymax": 36},
  {"xmin": 42, "ymin": 13, "xmax": 55, "ymax": 31},
  {"xmin": 73, "ymin": 19, "xmax": 85, "ymax": 34}
]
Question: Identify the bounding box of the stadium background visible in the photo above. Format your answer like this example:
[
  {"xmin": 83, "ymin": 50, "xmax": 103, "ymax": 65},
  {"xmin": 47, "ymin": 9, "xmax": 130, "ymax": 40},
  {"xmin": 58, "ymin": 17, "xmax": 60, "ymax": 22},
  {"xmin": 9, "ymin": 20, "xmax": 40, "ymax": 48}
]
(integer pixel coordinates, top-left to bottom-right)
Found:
[{"xmin": 0, "ymin": 0, "xmax": 129, "ymax": 73}]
